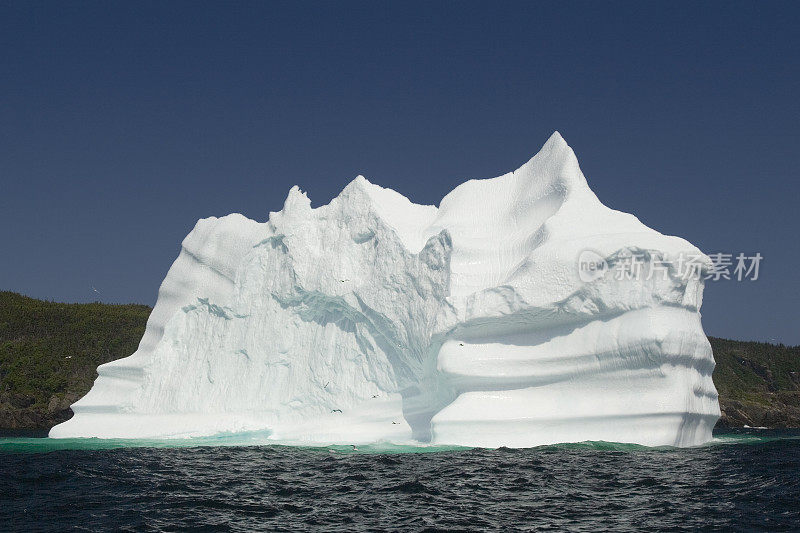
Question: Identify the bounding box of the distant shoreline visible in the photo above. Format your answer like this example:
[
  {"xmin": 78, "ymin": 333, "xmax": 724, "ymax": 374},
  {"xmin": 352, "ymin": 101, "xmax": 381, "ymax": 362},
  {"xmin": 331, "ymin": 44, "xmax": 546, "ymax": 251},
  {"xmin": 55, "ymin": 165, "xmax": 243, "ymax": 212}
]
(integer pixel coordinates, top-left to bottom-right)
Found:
[{"xmin": 2, "ymin": 291, "xmax": 798, "ymax": 432}]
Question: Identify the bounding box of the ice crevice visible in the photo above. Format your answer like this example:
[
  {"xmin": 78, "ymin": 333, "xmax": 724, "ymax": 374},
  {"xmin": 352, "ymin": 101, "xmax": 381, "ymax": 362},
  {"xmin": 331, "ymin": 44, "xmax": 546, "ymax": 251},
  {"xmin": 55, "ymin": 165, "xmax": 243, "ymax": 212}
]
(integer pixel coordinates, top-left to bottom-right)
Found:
[{"xmin": 51, "ymin": 132, "xmax": 720, "ymax": 447}]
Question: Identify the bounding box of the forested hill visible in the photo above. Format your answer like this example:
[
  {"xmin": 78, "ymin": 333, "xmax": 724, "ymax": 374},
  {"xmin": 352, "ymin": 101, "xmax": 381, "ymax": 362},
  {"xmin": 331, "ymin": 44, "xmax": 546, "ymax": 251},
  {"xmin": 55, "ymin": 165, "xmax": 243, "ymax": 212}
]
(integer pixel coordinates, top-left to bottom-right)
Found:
[
  {"xmin": 0, "ymin": 291, "xmax": 149, "ymax": 430},
  {"xmin": 711, "ymin": 336, "xmax": 800, "ymax": 428},
  {"xmin": 1, "ymin": 290, "xmax": 798, "ymax": 431}
]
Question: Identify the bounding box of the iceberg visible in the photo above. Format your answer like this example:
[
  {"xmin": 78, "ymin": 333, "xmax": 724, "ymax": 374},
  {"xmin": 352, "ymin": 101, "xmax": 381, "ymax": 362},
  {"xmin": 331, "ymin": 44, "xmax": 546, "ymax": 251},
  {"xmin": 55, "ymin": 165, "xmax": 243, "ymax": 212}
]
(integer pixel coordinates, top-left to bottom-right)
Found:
[{"xmin": 50, "ymin": 132, "xmax": 720, "ymax": 447}]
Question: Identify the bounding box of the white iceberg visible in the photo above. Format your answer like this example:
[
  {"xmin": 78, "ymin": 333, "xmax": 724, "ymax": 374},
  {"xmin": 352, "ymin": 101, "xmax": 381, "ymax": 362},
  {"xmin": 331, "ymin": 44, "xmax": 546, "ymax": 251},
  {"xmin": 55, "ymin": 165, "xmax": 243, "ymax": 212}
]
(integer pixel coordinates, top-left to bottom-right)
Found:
[{"xmin": 50, "ymin": 132, "xmax": 720, "ymax": 447}]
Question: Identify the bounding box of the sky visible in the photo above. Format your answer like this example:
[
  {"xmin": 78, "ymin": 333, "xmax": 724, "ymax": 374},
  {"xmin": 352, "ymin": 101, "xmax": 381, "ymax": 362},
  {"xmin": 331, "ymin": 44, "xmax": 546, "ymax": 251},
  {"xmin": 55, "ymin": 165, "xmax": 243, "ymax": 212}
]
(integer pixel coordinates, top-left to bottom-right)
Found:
[{"xmin": 1, "ymin": 1, "xmax": 798, "ymax": 344}]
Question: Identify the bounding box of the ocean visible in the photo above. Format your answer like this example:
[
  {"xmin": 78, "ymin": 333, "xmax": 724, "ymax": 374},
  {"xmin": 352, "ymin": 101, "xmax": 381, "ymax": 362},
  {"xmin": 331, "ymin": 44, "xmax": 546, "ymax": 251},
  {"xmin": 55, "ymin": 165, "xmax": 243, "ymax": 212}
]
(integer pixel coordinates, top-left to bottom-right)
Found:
[{"xmin": 1, "ymin": 429, "xmax": 798, "ymax": 532}]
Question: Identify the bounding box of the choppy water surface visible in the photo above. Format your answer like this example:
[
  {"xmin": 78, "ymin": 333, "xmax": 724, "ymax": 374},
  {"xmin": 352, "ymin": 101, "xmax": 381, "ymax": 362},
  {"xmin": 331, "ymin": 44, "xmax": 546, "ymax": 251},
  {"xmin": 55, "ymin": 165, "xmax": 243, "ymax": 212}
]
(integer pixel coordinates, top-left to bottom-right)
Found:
[{"xmin": 2, "ymin": 429, "xmax": 798, "ymax": 532}]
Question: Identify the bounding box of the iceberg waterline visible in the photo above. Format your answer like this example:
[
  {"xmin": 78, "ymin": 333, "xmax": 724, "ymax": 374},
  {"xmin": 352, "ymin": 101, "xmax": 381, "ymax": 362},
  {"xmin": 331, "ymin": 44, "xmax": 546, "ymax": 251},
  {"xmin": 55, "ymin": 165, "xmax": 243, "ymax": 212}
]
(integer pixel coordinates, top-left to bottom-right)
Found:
[{"xmin": 50, "ymin": 132, "xmax": 720, "ymax": 446}]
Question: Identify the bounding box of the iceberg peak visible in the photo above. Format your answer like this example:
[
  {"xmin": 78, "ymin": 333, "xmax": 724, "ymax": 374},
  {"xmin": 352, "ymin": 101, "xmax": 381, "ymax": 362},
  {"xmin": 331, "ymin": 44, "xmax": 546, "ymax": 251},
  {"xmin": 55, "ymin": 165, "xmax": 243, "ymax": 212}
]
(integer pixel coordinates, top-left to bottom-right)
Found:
[
  {"xmin": 511, "ymin": 130, "xmax": 589, "ymax": 195},
  {"xmin": 280, "ymin": 185, "xmax": 311, "ymax": 215},
  {"xmin": 543, "ymin": 129, "xmax": 568, "ymax": 150}
]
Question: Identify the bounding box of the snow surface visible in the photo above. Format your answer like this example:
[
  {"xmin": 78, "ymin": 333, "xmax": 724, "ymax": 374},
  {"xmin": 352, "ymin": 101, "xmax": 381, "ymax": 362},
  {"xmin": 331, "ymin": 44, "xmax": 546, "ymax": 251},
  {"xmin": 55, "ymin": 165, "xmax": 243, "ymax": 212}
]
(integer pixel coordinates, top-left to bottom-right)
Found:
[{"xmin": 50, "ymin": 132, "xmax": 720, "ymax": 447}]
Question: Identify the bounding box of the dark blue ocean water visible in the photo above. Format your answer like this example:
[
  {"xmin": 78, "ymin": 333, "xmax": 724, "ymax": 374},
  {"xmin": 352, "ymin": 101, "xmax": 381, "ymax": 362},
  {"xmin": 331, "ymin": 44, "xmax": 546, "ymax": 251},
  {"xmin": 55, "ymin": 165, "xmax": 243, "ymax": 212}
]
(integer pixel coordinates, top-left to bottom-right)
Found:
[{"xmin": 1, "ymin": 429, "xmax": 798, "ymax": 532}]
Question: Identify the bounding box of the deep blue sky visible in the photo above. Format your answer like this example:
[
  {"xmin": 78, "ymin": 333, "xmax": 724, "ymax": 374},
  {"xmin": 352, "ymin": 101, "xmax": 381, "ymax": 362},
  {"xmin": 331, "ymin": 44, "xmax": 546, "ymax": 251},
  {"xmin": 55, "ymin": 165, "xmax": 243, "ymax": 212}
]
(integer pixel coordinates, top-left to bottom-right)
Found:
[{"xmin": 1, "ymin": 1, "xmax": 798, "ymax": 344}]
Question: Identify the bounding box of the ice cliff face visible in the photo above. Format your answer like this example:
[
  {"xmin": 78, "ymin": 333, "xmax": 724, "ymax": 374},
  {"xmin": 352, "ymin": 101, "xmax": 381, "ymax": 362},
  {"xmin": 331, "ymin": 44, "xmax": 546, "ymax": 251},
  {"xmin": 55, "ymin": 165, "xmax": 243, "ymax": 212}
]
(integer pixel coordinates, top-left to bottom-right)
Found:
[{"xmin": 50, "ymin": 133, "xmax": 720, "ymax": 446}]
